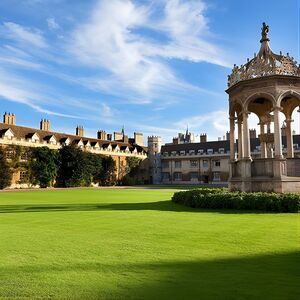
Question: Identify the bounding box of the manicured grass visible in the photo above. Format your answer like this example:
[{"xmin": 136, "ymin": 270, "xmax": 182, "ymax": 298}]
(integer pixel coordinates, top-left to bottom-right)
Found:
[{"xmin": 0, "ymin": 188, "xmax": 299, "ymax": 299}]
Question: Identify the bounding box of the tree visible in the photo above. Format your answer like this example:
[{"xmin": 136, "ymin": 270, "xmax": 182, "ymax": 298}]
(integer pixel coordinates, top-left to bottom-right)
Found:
[
  {"xmin": 100, "ymin": 156, "xmax": 116, "ymax": 186},
  {"xmin": 56, "ymin": 145, "xmax": 87, "ymax": 187},
  {"xmin": 29, "ymin": 147, "xmax": 59, "ymax": 188},
  {"xmin": 83, "ymin": 152, "xmax": 103, "ymax": 185},
  {"xmin": 126, "ymin": 157, "xmax": 142, "ymax": 176},
  {"xmin": 0, "ymin": 147, "xmax": 12, "ymax": 189}
]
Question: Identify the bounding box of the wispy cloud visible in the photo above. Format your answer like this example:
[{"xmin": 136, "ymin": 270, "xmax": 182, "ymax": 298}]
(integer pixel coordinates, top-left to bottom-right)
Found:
[
  {"xmin": 0, "ymin": 22, "xmax": 47, "ymax": 48},
  {"xmin": 0, "ymin": 69, "xmax": 80, "ymax": 119},
  {"xmin": 176, "ymin": 110, "xmax": 229, "ymax": 140},
  {"xmin": 69, "ymin": 0, "xmax": 230, "ymax": 103},
  {"xmin": 47, "ymin": 17, "xmax": 60, "ymax": 30}
]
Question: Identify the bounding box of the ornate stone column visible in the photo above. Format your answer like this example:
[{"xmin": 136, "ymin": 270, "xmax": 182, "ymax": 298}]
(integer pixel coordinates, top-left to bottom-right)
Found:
[
  {"xmin": 273, "ymin": 107, "xmax": 283, "ymax": 158},
  {"xmin": 242, "ymin": 111, "xmax": 251, "ymax": 159},
  {"xmin": 285, "ymin": 118, "xmax": 294, "ymax": 158},
  {"xmin": 237, "ymin": 117, "xmax": 243, "ymax": 160},
  {"xmin": 259, "ymin": 122, "xmax": 267, "ymax": 158},
  {"xmin": 229, "ymin": 116, "xmax": 236, "ymax": 160}
]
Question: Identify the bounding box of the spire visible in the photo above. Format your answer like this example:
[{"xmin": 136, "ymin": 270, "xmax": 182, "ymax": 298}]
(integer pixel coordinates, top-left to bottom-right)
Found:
[{"xmin": 257, "ymin": 22, "xmax": 281, "ymax": 61}]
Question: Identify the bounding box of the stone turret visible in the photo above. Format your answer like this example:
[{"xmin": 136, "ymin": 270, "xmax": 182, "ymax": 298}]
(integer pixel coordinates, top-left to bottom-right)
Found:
[{"xmin": 148, "ymin": 136, "xmax": 162, "ymax": 184}]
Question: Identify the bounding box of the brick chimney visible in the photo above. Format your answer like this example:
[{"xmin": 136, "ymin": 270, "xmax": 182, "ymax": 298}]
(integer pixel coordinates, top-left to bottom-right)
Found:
[
  {"xmin": 134, "ymin": 132, "xmax": 144, "ymax": 146},
  {"xmin": 3, "ymin": 112, "xmax": 16, "ymax": 125},
  {"xmin": 40, "ymin": 119, "xmax": 50, "ymax": 131},
  {"xmin": 200, "ymin": 133, "xmax": 207, "ymax": 143},
  {"xmin": 76, "ymin": 126, "xmax": 84, "ymax": 137},
  {"xmin": 97, "ymin": 130, "xmax": 107, "ymax": 140}
]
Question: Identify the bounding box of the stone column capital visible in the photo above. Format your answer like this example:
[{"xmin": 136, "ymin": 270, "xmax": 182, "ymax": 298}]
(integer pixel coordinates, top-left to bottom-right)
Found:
[{"xmin": 272, "ymin": 106, "xmax": 283, "ymax": 112}]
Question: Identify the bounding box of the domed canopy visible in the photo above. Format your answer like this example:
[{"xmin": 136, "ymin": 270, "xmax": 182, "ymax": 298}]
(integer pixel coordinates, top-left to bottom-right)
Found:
[{"xmin": 228, "ymin": 23, "xmax": 300, "ymax": 88}]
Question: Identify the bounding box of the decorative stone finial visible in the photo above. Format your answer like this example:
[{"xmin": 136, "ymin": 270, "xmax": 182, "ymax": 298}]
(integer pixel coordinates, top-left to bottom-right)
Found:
[
  {"xmin": 260, "ymin": 22, "xmax": 270, "ymax": 43},
  {"xmin": 227, "ymin": 22, "xmax": 300, "ymax": 88}
]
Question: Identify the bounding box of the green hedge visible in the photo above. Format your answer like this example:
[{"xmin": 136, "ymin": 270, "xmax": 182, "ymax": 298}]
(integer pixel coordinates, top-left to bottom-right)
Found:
[{"xmin": 171, "ymin": 188, "xmax": 300, "ymax": 213}]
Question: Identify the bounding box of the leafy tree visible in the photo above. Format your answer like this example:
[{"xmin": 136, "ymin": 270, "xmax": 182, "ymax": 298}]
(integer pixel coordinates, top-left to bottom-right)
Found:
[
  {"xmin": 29, "ymin": 147, "xmax": 59, "ymax": 188},
  {"xmin": 56, "ymin": 145, "xmax": 87, "ymax": 187},
  {"xmin": 0, "ymin": 147, "xmax": 12, "ymax": 189},
  {"xmin": 82, "ymin": 152, "xmax": 103, "ymax": 185},
  {"xmin": 100, "ymin": 156, "xmax": 116, "ymax": 186},
  {"xmin": 126, "ymin": 157, "xmax": 142, "ymax": 176}
]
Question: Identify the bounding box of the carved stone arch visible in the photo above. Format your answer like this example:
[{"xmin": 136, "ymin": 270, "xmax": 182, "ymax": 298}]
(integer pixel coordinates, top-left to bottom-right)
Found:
[
  {"xmin": 244, "ymin": 92, "xmax": 276, "ymax": 120},
  {"xmin": 277, "ymin": 90, "xmax": 300, "ymax": 118},
  {"xmin": 277, "ymin": 90, "xmax": 300, "ymax": 106},
  {"xmin": 229, "ymin": 99, "xmax": 243, "ymax": 118},
  {"xmin": 245, "ymin": 92, "xmax": 276, "ymax": 110}
]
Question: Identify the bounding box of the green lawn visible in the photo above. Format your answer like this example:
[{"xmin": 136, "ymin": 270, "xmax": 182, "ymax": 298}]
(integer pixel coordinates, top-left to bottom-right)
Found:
[{"xmin": 0, "ymin": 188, "xmax": 299, "ymax": 300}]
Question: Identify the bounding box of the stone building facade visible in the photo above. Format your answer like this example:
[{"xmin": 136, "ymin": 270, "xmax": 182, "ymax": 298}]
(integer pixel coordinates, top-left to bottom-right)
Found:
[
  {"xmin": 148, "ymin": 130, "xmax": 300, "ymax": 185},
  {"xmin": 0, "ymin": 112, "xmax": 147, "ymax": 188}
]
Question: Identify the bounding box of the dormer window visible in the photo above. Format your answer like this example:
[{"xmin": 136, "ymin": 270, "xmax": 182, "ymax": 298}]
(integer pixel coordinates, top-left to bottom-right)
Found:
[
  {"xmin": 1, "ymin": 128, "xmax": 14, "ymax": 140},
  {"xmin": 219, "ymin": 148, "xmax": 224, "ymax": 154}
]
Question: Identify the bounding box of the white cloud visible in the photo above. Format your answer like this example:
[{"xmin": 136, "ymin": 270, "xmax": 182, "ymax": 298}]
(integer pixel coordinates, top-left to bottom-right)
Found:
[
  {"xmin": 47, "ymin": 18, "xmax": 59, "ymax": 30},
  {"xmin": 101, "ymin": 103, "xmax": 113, "ymax": 118},
  {"xmin": 176, "ymin": 110, "xmax": 229, "ymax": 140},
  {"xmin": 0, "ymin": 69, "xmax": 79, "ymax": 118},
  {"xmin": 69, "ymin": 0, "xmax": 230, "ymax": 103},
  {"xmin": 1, "ymin": 22, "xmax": 47, "ymax": 48}
]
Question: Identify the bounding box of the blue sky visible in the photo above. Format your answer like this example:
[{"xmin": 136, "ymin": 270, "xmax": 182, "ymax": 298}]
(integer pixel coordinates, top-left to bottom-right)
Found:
[{"xmin": 0, "ymin": 0, "xmax": 299, "ymax": 143}]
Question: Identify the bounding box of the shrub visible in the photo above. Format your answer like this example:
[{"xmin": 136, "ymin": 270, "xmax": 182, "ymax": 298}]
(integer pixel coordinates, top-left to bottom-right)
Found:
[{"xmin": 172, "ymin": 188, "xmax": 300, "ymax": 213}]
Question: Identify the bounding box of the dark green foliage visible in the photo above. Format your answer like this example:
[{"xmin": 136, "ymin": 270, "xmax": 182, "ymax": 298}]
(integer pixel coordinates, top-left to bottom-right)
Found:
[
  {"xmin": 0, "ymin": 147, "xmax": 12, "ymax": 189},
  {"xmin": 172, "ymin": 188, "xmax": 300, "ymax": 213},
  {"xmin": 56, "ymin": 145, "xmax": 88, "ymax": 187},
  {"xmin": 29, "ymin": 147, "xmax": 59, "ymax": 188},
  {"xmin": 82, "ymin": 152, "xmax": 103, "ymax": 185},
  {"xmin": 126, "ymin": 156, "xmax": 142, "ymax": 176},
  {"xmin": 100, "ymin": 156, "xmax": 116, "ymax": 186},
  {"xmin": 121, "ymin": 175, "xmax": 137, "ymax": 186},
  {"xmin": 121, "ymin": 156, "xmax": 143, "ymax": 185}
]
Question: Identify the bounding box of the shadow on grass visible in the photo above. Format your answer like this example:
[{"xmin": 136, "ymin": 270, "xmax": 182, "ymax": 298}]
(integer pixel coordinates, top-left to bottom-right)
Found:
[
  {"xmin": 0, "ymin": 200, "xmax": 282, "ymax": 214},
  {"xmin": 1, "ymin": 251, "xmax": 299, "ymax": 299}
]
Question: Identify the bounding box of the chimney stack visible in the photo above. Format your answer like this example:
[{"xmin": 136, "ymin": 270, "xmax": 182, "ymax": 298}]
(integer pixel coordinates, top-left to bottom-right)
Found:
[
  {"xmin": 97, "ymin": 130, "xmax": 107, "ymax": 140},
  {"xmin": 40, "ymin": 119, "xmax": 50, "ymax": 131},
  {"xmin": 200, "ymin": 133, "xmax": 207, "ymax": 143},
  {"xmin": 134, "ymin": 132, "xmax": 144, "ymax": 146},
  {"xmin": 3, "ymin": 112, "xmax": 16, "ymax": 125},
  {"xmin": 76, "ymin": 126, "xmax": 84, "ymax": 137}
]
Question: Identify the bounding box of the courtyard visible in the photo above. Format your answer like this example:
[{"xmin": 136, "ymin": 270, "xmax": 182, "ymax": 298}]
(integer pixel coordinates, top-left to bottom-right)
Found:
[{"xmin": 0, "ymin": 188, "xmax": 299, "ymax": 299}]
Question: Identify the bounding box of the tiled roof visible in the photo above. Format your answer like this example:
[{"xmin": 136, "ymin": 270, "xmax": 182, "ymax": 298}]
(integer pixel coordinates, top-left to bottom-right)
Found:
[
  {"xmin": 0, "ymin": 122, "xmax": 145, "ymax": 153},
  {"xmin": 161, "ymin": 135, "xmax": 300, "ymax": 155}
]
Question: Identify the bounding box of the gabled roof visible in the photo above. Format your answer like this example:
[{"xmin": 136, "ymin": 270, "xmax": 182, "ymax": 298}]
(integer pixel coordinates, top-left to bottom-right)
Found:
[
  {"xmin": 0, "ymin": 128, "xmax": 14, "ymax": 137},
  {"xmin": 0, "ymin": 122, "xmax": 145, "ymax": 154},
  {"xmin": 26, "ymin": 132, "xmax": 40, "ymax": 140},
  {"xmin": 44, "ymin": 135, "xmax": 57, "ymax": 142}
]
